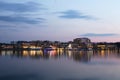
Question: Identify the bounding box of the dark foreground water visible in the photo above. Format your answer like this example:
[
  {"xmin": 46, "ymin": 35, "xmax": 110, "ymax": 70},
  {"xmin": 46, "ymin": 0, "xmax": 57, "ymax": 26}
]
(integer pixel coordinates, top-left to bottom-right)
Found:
[{"xmin": 0, "ymin": 50, "xmax": 120, "ymax": 80}]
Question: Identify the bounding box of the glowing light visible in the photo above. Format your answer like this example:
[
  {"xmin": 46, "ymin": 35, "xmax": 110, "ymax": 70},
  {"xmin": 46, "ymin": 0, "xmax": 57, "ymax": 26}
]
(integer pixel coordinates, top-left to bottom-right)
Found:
[
  {"xmin": 23, "ymin": 50, "xmax": 29, "ymax": 56},
  {"xmin": 30, "ymin": 50, "xmax": 36, "ymax": 56},
  {"xmin": 50, "ymin": 50, "xmax": 57, "ymax": 57}
]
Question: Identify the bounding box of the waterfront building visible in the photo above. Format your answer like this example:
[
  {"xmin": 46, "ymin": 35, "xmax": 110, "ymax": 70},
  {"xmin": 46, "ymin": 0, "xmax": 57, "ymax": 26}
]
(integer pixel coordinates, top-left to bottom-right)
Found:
[{"xmin": 73, "ymin": 38, "xmax": 92, "ymax": 50}]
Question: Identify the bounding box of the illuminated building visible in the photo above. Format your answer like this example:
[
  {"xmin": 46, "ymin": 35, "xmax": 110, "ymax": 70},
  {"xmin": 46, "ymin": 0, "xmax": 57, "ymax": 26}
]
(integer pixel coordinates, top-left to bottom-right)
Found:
[{"xmin": 73, "ymin": 38, "xmax": 92, "ymax": 50}]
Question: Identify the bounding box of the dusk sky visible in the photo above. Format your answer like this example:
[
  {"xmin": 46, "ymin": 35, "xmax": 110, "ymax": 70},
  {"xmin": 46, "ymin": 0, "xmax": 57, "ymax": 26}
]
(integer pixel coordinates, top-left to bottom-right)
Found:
[{"xmin": 0, "ymin": 0, "xmax": 120, "ymax": 42}]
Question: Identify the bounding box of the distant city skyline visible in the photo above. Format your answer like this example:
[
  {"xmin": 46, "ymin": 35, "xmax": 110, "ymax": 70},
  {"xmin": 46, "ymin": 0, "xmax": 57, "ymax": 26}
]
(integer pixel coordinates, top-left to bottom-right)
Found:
[{"xmin": 0, "ymin": 0, "xmax": 120, "ymax": 42}]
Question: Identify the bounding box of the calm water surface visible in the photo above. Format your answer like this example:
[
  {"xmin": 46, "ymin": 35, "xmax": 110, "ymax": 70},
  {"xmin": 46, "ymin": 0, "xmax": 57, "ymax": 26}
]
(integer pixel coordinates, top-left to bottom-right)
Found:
[{"xmin": 0, "ymin": 50, "xmax": 120, "ymax": 80}]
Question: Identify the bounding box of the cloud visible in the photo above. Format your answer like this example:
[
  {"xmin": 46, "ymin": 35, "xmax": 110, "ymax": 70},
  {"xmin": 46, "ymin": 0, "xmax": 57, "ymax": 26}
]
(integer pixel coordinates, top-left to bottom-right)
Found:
[
  {"xmin": 0, "ymin": 1, "xmax": 45, "ymax": 12},
  {"xmin": 0, "ymin": 1, "xmax": 46, "ymax": 24},
  {"xmin": 0, "ymin": 24, "xmax": 18, "ymax": 29},
  {"xmin": 0, "ymin": 24, "xmax": 13, "ymax": 28},
  {"xmin": 58, "ymin": 10, "xmax": 96, "ymax": 20},
  {"xmin": 0, "ymin": 16, "xmax": 45, "ymax": 24},
  {"xmin": 0, "ymin": 24, "xmax": 29, "ymax": 33},
  {"xmin": 0, "ymin": 74, "xmax": 44, "ymax": 80},
  {"xmin": 81, "ymin": 33, "xmax": 118, "ymax": 37}
]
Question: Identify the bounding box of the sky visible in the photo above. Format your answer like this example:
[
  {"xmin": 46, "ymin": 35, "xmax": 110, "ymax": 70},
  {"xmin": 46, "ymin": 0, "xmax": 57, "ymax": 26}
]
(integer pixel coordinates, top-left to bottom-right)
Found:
[{"xmin": 0, "ymin": 0, "xmax": 120, "ymax": 42}]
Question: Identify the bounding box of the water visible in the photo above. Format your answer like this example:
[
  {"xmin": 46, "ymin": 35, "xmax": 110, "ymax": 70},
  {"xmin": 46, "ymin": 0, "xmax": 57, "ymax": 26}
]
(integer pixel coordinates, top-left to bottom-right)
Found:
[{"xmin": 0, "ymin": 50, "xmax": 120, "ymax": 80}]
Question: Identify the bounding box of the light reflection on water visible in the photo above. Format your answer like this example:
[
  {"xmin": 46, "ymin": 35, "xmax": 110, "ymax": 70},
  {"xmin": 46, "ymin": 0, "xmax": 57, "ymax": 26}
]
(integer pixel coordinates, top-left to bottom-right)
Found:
[
  {"xmin": 0, "ymin": 50, "xmax": 94, "ymax": 63},
  {"xmin": 0, "ymin": 50, "xmax": 120, "ymax": 80}
]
